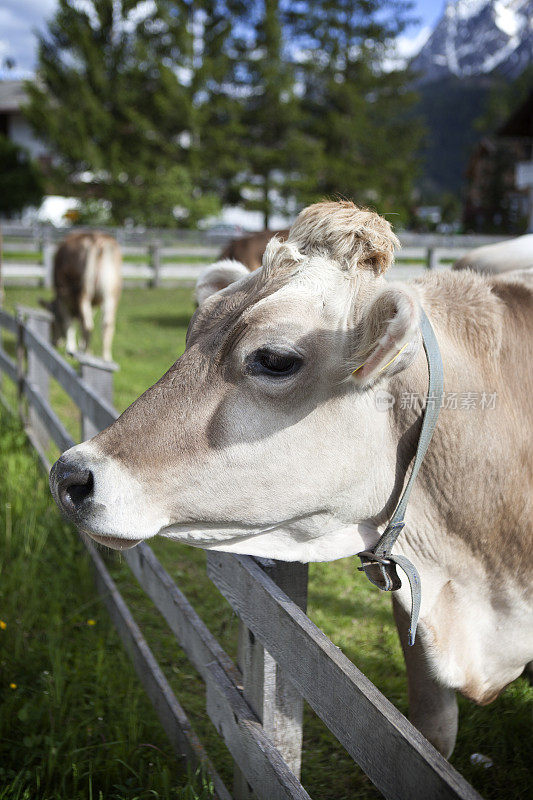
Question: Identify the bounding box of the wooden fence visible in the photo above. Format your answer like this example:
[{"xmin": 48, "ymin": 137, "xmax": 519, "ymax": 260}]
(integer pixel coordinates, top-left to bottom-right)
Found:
[
  {"xmin": 0, "ymin": 226, "xmax": 222, "ymax": 288},
  {"xmin": 0, "ymin": 304, "xmax": 484, "ymax": 800},
  {"xmin": 0, "ymin": 223, "xmax": 511, "ymax": 288}
]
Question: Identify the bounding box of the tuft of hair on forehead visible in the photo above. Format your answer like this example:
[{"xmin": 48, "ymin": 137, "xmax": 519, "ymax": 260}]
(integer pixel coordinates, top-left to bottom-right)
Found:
[
  {"xmin": 287, "ymin": 200, "xmax": 400, "ymax": 275},
  {"xmin": 261, "ymin": 236, "xmax": 307, "ymax": 282}
]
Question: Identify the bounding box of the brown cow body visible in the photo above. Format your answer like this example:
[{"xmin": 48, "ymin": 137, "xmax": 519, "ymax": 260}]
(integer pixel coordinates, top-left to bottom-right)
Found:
[
  {"xmin": 50, "ymin": 203, "xmax": 533, "ymax": 757},
  {"xmin": 220, "ymin": 228, "xmax": 289, "ymax": 270},
  {"xmin": 43, "ymin": 232, "xmax": 122, "ymax": 362}
]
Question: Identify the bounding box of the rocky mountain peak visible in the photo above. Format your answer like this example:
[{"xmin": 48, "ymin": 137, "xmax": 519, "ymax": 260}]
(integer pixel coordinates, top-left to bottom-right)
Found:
[{"xmin": 411, "ymin": 0, "xmax": 533, "ymax": 82}]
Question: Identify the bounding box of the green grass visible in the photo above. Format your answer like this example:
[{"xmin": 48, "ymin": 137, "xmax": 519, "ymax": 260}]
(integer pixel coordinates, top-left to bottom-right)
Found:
[
  {"xmin": 394, "ymin": 257, "xmax": 455, "ymax": 265},
  {"xmin": 0, "ymin": 410, "xmax": 215, "ymax": 800},
  {"xmin": 1, "ymin": 286, "xmax": 532, "ymax": 799},
  {"xmin": 2, "ymin": 251, "xmax": 211, "ymax": 265},
  {"xmin": 1, "ymin": 250, "xmax": 451, "ymax": 268},
  {"xmin": 2, "ymin": 250, "xmax": 42, "ymax": 261}
]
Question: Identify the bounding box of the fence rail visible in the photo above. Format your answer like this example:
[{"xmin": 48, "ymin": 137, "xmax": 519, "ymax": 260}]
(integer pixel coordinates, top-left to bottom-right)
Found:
[
  {"xmin": 0, "ymin": 305, "xmax": 484, "ymax": 800},
  {"xmin": 0, "ymin": 224, "xmax": 512, "ymax": 287}
]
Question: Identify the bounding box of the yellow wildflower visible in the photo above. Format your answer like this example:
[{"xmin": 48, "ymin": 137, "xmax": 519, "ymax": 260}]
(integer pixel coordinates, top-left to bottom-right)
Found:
[
  {"xmin": 9, "ymin": 683, "xmax": 17, "ymax": 689},
  {"xmin": 0, "ymin": 620, "xmax": 6, "ymax": 630},
  {"xmin": 87, "ymin": 619, "xmax": 96, "ymax": 626}
]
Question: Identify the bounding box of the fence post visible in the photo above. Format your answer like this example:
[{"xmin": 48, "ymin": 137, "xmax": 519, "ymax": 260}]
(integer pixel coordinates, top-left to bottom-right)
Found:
[
  {"xmin": 0, "ymin": 222, "xmax": 4, "ymax": 307},
  {"xmin": 0, "ymin": 325, "xmax": 3, "ymax": 400},
  {"xmin": 233, "ymin": 559, "xmax": 308, "ymax": 799},
  {"xmin": 77, "ymin": 352, "xmax": 118, "ymax": 440},
  {"xmin": 426, "ymin": 247, "xmax": 438, "ymax": 270},
  {"xmin": 22, "ymin": 307, "xmax": 53, "ymax": 453},
  {"xmin": 15, "ymin": 310, "xmax": 25, "ymax": 420},
  {"xmin": 0, "ymin": 225, "xmax": 3, "ymax": 397},
  {"xmin": 42, "ymin": 232, "xmax": 55, "ymax": 289},
  {"xmin": 149, "ymin": 241, "xmax": 161, "ymax": 288}
]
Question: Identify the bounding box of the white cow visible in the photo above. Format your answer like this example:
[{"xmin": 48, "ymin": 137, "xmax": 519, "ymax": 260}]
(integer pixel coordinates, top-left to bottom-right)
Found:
[
  {"xmin": 50, "ymin": 201, "xmax": 533, "ymax": 757},
  {"xmin": 453, "ymin": 234, "xmax": 533, "ymax": 274}
]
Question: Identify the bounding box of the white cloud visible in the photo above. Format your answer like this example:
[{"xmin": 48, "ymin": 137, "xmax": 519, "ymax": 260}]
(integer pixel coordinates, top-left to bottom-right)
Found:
[
  {"xmin": 124, "ymin": 0, "xmax": 157, "ymax": 28},
  {"xmin": 0, "ymin": 0, "xmax": 58, "ymax": 76},
  {"xmin": 0, "ymin": 2, "xmax": 436, "ymax": 82},
  {"xmin": 70, "ymin": 0, "xmax": 99, "ymax": 28},
  {"xmin": 0, "ymin": 0, "xmax": 162, "ymax": 77}
]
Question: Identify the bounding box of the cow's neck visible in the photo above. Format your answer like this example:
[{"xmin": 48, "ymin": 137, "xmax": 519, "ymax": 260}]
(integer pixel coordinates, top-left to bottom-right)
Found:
[{"xmin": 385, "ymin": 295, "xmax": 532, "ymax": 609}]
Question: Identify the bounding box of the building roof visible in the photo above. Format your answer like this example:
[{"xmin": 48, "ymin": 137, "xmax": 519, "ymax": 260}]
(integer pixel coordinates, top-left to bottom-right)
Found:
[
  {"xmin": 498, "ymin": 90, "xmax": 533, "ymax": 138},
  {"xmin": 0, "ymin": 79, "xmax": 28, "ymax": 113}
]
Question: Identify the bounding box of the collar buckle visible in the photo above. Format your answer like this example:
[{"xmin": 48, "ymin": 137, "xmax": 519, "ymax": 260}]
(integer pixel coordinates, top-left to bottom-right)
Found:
[{"xmin": 357, "ymin": 550, "xmax": 402, "ymax": 592}]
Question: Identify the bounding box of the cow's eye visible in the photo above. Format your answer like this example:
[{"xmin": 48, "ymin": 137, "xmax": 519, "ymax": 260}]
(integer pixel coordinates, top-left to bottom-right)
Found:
[{"xmin": 248, "ymin": 348, "xmax": 303, "ymax": 377}]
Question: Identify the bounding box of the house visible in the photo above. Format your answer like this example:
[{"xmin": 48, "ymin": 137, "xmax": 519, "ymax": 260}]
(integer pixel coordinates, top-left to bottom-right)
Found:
[
  {"xmin": 463, "ymin": 90, "xmax": 533, "ymax": 234},
  {"xmin": 501, "ymin": 89, "xmax": 533, "ymax": 233},
  {"xmin": 0, "ymin": 79, "xmax": 49, "ymax": 163}
]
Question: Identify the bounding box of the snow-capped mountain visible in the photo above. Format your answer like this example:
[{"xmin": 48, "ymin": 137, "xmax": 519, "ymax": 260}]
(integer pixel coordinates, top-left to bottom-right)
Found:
[{"xmin": 411, "ymin": 0, "xmax": 533, "ymax": 82}]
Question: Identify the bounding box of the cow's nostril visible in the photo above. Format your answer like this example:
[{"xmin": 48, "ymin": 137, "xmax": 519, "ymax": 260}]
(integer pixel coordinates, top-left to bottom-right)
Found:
[
  {"xmin": 65, "ymin": 472, "xmax": 94, "ymax": 506},
  {"xmin": 59, "ymin": 469, "xmax": 94, "ymax": 511}
]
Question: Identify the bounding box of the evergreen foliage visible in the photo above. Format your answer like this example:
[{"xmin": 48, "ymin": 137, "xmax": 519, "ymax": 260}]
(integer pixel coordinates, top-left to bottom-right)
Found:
[
  {"xmin": 286, "ymin": 0, "xmax": 422, "ymax": 224},
  {"xmin": 226, "ymin": 0, "xmax": 321, "ymax": 226},
  {"xmin": 25, "ymin": 0, "xmax": 423, "ymax": 227},
  {"xmin": 413, "ymin": 66, "xmax": 532, "ymax": 204},
  {"xmin": 0, "ymin": 135, "xmax": 44, "ymax": 218},
  {"xmin": 475, "ymin": 65, "xmax": 533, "ymax": 134},
  {"xmin": 25, "ymin": 0, "xmax": 219, "ymax": 227},
  {"xmin": 190, "ymin": 1, "xmax": 250, "ymax": 208},
  {"xmin": 415, "ymin": 76, "xmax": 494, "ymax": 199},
  {"xmin": 460, "ymin": 68, "xmax": 533, "ymax": 235}
]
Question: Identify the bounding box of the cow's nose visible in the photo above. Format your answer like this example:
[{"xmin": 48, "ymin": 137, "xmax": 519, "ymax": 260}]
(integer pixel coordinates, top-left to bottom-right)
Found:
[{"xmin": 50, "ymin": 457, "xmax": 95, "ymax": 518}]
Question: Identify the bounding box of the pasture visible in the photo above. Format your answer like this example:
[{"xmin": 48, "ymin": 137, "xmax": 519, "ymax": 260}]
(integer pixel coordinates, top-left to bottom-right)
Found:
[{"xmin": 1, "ymin": 285, "xmax": 532, "ymax": 800}]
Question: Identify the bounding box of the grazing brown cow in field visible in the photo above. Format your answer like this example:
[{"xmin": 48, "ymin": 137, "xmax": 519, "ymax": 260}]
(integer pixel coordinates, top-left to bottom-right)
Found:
[
  {"xmin": 51, "ymin": 202, "xmax": 533, "ymax": 757},
  {"xmin": 41, "ymin": 232, "xmax": 122, "ymax": 362},
  {"xmin": 219, "ymin": 228, "xmax": 289, "ymax": 270}
]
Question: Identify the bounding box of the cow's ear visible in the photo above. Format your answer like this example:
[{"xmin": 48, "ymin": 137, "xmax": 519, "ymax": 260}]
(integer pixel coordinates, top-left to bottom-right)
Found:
[
  {"xmin": 351, "ymin": 285, "xmax": 420, "ymax": 384},
  {"xmin": 38, "ymin": 298, "xmax": 53, "ymax": 311},
  {"xmin": 195, "ymin": 260, "xmax": 250, "ymax": 306}
]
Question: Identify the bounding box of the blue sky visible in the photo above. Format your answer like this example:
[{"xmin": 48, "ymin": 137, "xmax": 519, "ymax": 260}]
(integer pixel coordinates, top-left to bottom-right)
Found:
[
  {"xmin": 0, "ymin": 0, "xmax": 446, "ymax": 77},
  {"xmin": 416, "ymin": 0, "xmax": 446, "ymax": 28},
  {"xmin": 0, "ymin": 0, "xmax": 57, "ymax": 75},
  {"xmin": 394, "ymin": 0, "xmax": 445, "ymax": 62}
]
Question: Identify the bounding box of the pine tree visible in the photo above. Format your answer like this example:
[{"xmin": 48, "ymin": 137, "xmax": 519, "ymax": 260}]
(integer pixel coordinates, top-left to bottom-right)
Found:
[
  {"xmin": 0, "ymin": 135, "xmax": 44, "ymax": 304},
  {"xmin": 190, "ymin": 1, "xmax": 250, "ymax": 207},
  {"xmin": 222, "ymin": 0, "xmax": 320, "ymax": 227},
  {"xmin": 24, "ymin": 0, "xmax": 220, "ymax": 227},
  {"xmin": 475, "ymin": 65, "xmax": 533, "ymax": 134},
  {"xmin": 287, "ymin": 0, "xmax": 423, "ymax": 224},
  {"xmin": 0, "ymin": 135, "xmax": 44, "ymax": 218}
]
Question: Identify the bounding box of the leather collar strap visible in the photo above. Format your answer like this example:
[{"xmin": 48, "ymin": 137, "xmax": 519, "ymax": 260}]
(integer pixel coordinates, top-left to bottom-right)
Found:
[{"xmin": 357, "ymin": 307, "xmax": 444, "ymax": 646}]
